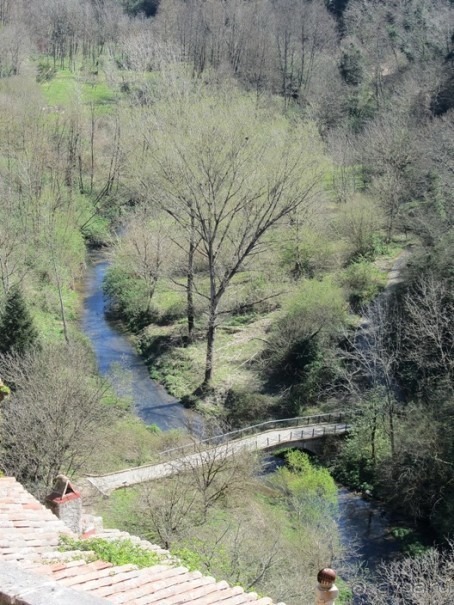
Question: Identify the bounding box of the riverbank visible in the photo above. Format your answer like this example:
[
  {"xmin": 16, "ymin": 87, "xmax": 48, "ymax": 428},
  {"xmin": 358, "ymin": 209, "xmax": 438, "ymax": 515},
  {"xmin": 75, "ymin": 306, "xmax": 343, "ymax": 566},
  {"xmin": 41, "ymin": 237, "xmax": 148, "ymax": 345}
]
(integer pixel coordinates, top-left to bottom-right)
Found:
[
  {"xmin": 80, "ymin": 241, "xmax": 433, "ymax": 582},
  {"xmin": 104, "ymin": 229, "xmax": 410, "ymax": 423},
  {"xmin": 93, "ymin": 449, "xmax": 349, "ymax": 605},
  {"xmin": 93, "ymin": 446, "xmax": 425, "ymax": 605},
  {"xmin": 65, "ymin": 249, "xmax": 204, "ymax": 479}
]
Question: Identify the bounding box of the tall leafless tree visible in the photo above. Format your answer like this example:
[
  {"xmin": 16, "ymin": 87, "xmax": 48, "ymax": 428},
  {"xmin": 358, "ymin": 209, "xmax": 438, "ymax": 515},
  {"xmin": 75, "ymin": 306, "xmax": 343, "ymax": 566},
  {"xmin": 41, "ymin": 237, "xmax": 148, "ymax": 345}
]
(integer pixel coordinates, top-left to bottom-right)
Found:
[{"xmin": 135, "ymin": 90, "xmax": 323, "ymax": 386}]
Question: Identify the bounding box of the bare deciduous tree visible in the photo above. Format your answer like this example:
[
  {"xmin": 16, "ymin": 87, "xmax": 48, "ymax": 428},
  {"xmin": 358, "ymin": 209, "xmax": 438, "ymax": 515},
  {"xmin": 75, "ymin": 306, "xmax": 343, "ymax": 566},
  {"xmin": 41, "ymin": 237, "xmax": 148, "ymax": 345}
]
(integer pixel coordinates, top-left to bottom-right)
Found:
[
  {"xmin": 404, "ymin": 274, "xmax": 454, "ymax": 391},
  {"xmin": 0, "ymin": 342, "xmax": 113, "ymax": 498},
  {"xmin": 340, "ymin": 298, "xmax": 400, "ymax": 458},
  {"xmin": 136, "ymin": 421, "xmax": 260, "ymax": 547},
  {"xmin": 111, "ymin": 210, "xmax": 170, "ymax": 313},
  {"xmin": 0, "ymin": 22, "xmax": 29, "ymax": 76},
  {"xmin": 333, "ymin": 194, "xmax": 384, "ymax": 258},
  {"xmin": 361, "ymin": 544, "xmax": 454, "ymax": 604},
  {"xmin": 173, "ymin": 434, "xmax": 259, "ymax": 521},
  {"xmin": 135, "ymin": 90, "xmax": 323, "ymax": 386},
  {"xmin": 358, "ymin": 115, "xmax": 420, "ymax": 242}
]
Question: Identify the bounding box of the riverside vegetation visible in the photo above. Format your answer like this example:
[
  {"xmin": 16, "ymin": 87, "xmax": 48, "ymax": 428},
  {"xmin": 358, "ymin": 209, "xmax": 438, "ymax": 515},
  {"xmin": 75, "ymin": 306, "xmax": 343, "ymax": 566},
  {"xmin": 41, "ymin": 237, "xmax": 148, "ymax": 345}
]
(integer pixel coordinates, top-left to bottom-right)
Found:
[
  {"xmin": 0, "ymin": 0, "xmax": 452, "ymax": 603},
  {"xmin": 96, "ymin": 449, "xmax": 350, "ymax": 605}
]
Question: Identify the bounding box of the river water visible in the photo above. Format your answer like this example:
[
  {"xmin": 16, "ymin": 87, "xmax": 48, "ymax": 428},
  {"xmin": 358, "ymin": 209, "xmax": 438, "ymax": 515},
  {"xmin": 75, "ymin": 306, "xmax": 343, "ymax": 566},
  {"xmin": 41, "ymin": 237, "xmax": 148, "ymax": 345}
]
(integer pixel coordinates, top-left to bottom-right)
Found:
[
  {"xmin": 81, "ymin": 251, "xmax": 199, "ymax": 431},
  {"xmin": 337, "ymin": 487, "xmax": 401, "ymax": 568},
  {"xmin": 81, "ymin": 250, "xmax": 403, "ymax": 587}
]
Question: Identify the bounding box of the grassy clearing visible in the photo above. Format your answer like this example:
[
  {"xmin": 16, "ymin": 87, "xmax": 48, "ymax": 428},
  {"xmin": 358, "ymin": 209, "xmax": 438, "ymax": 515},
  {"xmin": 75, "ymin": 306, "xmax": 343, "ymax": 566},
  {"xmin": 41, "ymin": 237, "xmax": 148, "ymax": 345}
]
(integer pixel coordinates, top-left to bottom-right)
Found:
[
  {"xmin": 39, "ymin": 66, "xmax": 117, "ymax": 110},
  {"xmin": 137, "ymin": 239, "xmax": 407, "ymax": 412},
  {"xmin": 40, "ymin": 68, "xmax": 77, "ymax": 105},
  {"xmin": 31, "ymin": 283, "xmax": 79, "ymax": 342},
  {"xmin": 143, "ymin": 309, "xmax": 277, "ymax": 402},
  {"xmin": 131, "ymin": 261, "xmax": 290, "ymax": 405}
]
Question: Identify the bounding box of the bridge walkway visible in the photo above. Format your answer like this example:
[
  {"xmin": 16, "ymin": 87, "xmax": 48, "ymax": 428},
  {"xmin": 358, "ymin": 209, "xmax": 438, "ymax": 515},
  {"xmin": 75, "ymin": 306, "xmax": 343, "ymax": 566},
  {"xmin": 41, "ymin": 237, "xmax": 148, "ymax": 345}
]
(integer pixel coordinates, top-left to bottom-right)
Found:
[{"xmin": 86, "ymin": 413, "xmax": 349, "ymax": 495}]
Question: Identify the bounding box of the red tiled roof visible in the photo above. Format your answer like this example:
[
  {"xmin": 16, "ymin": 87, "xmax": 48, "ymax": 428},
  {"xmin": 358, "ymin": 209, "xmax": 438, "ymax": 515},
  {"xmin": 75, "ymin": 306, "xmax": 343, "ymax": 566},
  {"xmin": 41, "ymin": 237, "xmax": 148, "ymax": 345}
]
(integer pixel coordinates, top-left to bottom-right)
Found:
[
  {"xmin": 0, "ymin": 477, "xmax": 283, "ymax": 605},
  {"xmin": 0, "ymin": 477, "xmax": 74, "ymax": 563}
]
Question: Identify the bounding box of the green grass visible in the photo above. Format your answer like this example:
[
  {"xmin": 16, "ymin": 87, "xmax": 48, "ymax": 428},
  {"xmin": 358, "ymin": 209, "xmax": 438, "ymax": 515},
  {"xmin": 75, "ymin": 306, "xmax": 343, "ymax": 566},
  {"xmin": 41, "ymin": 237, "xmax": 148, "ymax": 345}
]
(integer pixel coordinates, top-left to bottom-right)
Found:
[
  {"xmin": 83, "ymin": 78, "xmax": 116, "ymax": 105},
  {"xmin": 153, "ymin": 282, "xmax": 187, "ymax": 318},
  {"xmin": 40, "ymin": 66, "xmax": 117, "ymax": 110},
  {"xmin": 85, "ymin": 418, "xmax": 189, "ymax": 475},
  {"xmin": 145, "ymin": 312, "xmax": 274, "ymax": 403},
  {"xmin": 32, "ymin": 284, "xmax": 80, "ymax": 342},
  {"xmin": 336, "ymin": 576, "xmax": 354, "ymax": 604},
  {"xmin": 97, "ymin": 487, "xmax": 141, "ymax": 529},
  {"xmin": 40, "ymin": 68, "xmax": 78, "ymax": 106}
]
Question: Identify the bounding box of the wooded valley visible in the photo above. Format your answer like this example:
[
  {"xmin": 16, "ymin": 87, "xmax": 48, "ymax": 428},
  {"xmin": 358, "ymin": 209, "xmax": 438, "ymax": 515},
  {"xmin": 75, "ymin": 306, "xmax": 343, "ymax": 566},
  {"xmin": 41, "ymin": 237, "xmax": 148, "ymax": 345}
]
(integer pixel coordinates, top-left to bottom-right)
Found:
[{"xmin": 0, "ymin": 0, "xmax": 452, "ymax": 602}]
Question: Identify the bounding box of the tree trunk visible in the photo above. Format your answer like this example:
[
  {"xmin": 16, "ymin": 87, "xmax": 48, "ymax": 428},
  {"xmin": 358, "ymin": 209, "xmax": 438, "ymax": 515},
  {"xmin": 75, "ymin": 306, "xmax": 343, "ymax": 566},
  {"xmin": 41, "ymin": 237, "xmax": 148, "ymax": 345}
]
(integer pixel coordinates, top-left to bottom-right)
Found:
[
  {"xmin": 388, "ymin": 402, "xmax": 396, "ymax": 459},
  {"xmin": 187, "ymin": 215, "xmax": 196, "ymax": 343},
  {"xmin": 90, "ymin": 105, "xmax": 95, "ymax": 193},
  {"xmin": 146, "ymin": 279, "xmax": 157, "ymax": 313},
  {"xmin": 204, "ymin": 240, "xmax": 220, "ymax": 386},
  {"xmin": 57, "ymin": 276, "xmax": 69, "ymax": 345},
  {"xmin": 203, "ymin": 303, "xmax": 217, "ymax": 386},
  {"xmin": 204, "ymin": 253, "xmax": 219, "ymax": 386},
  {"xmin": 371, "ymin": 410, "xmax": 377, "ymax": 467},
  {"xmin": 52, "ymin": 255, "xmax": 69, "ymax": 345}
]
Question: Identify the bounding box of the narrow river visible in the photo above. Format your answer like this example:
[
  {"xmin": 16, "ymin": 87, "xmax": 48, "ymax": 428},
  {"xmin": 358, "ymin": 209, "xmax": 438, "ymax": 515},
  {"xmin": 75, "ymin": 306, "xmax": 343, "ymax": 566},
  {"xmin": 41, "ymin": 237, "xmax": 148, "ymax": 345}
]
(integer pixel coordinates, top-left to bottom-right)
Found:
[
  {"xmin": 82, "ymin": 251, "xmax": 200, "ymax": 431},
  {"xmin": 337, "ymin": 487, "xmax": 401, "ymax": 568}
]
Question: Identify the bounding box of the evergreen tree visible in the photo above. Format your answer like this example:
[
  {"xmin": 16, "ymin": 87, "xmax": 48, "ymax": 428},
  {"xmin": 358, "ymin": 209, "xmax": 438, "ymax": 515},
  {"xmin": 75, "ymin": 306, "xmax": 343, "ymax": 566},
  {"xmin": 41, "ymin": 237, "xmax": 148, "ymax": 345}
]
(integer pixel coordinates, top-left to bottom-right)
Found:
[{"xmin": 0, "ymin": 287, "xmax": 39, "ymax": 356}]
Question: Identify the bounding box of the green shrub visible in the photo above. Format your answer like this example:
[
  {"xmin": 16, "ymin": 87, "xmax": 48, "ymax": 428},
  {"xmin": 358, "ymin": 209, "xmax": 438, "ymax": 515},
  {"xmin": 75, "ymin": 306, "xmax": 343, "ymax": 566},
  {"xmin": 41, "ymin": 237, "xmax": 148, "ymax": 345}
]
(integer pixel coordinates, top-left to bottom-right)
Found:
[
  {"xmin": 340, "ymin": 44, "xmax": 364, "ymax": 86},
  {"xmin": 280, "ymin": 228, "xmax": 341, "ymax": 278},
  {"xmin": 339, "ymin": 261, "xmax": 386, "ymax": 310},
  {"xmin": 170, "ymin": 547, "xmax": 204, "ymax": 572},
  {"xmin": 146, "ymin": 423, "xmax": 161, "ymax": 434},
  {"xmin": 138, "ymin": 334, "xmax": 175, "ymax": 366},
  {"xmin": 265, "ymin": 278, "xmax": 347, "ymax": 396},
  {"xmin": 224, "ymin": 388, "xmax": 275, "ymax": 427},
  {"xmin": 329, "ymin": 403, "xmax": 390, "ymax": 492},
  {"xmin": 103, "ymin": 266, "xmax": 156, "ymax": 331},
  {"xmin": 390, "ymin": 527, "xmax": 429, "ymax": 556},
  {"xmin": 270, "ymin": 450, "xmax": 338, "ymax": 524},
  {"xmin": 334, "ymin": 195, "xmax": 384, "ymax": 259},
  {"xmin": 59, "ymin": 536, "xmax": 161, "ymax": 568},
  {"xmin": 36, "ymin": 62, "xmax": 56, "ymax": 83},
  {"xmin": 81, "ymin": 215, "xmax": 110, "ymax": 246}
]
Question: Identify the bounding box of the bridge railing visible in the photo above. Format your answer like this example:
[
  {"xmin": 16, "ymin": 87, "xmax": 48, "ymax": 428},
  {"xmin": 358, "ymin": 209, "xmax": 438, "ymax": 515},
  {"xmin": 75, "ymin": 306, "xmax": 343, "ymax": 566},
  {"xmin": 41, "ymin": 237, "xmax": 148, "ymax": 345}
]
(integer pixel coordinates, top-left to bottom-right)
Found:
[{"xmin": 157, "ymin": 411, "xmax": 347, "ymax": 460}]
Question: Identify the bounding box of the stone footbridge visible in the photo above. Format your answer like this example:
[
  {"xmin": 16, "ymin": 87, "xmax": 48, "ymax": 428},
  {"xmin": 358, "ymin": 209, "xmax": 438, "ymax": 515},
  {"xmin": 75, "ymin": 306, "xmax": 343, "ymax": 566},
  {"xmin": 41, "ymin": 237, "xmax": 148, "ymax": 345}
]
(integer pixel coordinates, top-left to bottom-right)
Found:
[{"xmin": 86, "ymin": 413, "xmax": 349, "ymax": 496}]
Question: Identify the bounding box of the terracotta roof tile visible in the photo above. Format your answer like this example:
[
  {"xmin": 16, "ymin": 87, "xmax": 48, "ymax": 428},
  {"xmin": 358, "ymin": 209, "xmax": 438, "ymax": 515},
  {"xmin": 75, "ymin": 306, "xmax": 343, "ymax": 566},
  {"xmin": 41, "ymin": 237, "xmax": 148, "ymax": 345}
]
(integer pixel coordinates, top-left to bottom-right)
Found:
[
  {"xmin": 93, "ymin": 566, "xmax": 172, "ymax": 599},
  {"xmin": 159, "ymin": 579, "xmax": 228, "ymax": 605},
  {"xmin": 62, "ymin": 565, "xmax": 138, "ymax": 589},
  {"xmin": 192, "ymin": 586, "xmax": 250, "ymax": 605},
  {"xmin": 52, "ymin": 560, "xmax": 112, "ymax": 581},
  {"xmin": 135, "ymin": 576, "xmax": 218, "ymax": 605},
  {"xmin": 0, "ymin": 477, "xmax": 73, "ymax": 565}
]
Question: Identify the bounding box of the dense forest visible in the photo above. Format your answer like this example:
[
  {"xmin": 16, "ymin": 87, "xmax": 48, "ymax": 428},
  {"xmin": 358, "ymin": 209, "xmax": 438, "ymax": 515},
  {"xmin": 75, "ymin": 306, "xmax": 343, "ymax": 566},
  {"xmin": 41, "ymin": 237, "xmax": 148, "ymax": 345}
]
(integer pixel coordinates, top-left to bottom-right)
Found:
[{"xmin": 0, "ymin": 0, "xmax": 452, "ymax": 602}]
